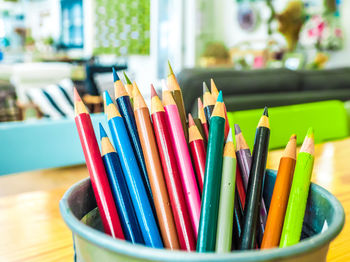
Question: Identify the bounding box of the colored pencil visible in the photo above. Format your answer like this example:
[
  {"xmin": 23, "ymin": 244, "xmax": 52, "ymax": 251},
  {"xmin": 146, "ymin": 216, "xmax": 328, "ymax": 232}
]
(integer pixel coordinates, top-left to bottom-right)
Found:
[
  {"xmin": 162, "ymin": 87, "xmax": 201, "ymax": 238},
  {"xmin": 167, "ymin": 62, "xmax": 188, "ymax": 141},
  {"xmin": 197, "ymin": 91, "xmax": 225, "ymax": 252},
  {"xmin": 239, "ymin": 107, "xmax": 270, "ymax": 250},
  {"xmin": 210, "ymin": 79, "xmax": 229, "ymax": 139},
  {"xmin": 210, "ymin": 78, "xmax": 219, "ymax": 101},
  {"xmin": 123, "ymin": 72, "xmax": 134, "ymax": 105},
  {"xmin": 193, "ymin": 117, "xmax": 206, "ymax": 146},
  {"xmin": 236, "ymin": 163, "xmax": 246, "ymax": 208},
  {"xmin": 280, "ymin": 128, "xmax": 314, "ymax": 247},
  {"xmin": 216, "ymin": 129, "xmax": 236, "ymax": 253},
  {"xmin": 188, "ymin": 113, "xmax": 206, "ymax": 193},
  {"xmin": 133, "ymin": 83, "xmax": 180, "ymax": 250},
  {"xmin": 99, "ymin": 124, "xmax": 144, "ymax": 244},
  {"xmin": 104, "ymin": 92, "xmax": 163, "ymax": 248},
  {"xmin": 151, "ymin": 85, "xmax": 196, "ymax": 251},
  {"xmin": 74, "ymin": 89, "xmax": 124, "ymax": 239},
  {"xmin": 232, "ymin": 187, "xmax": 244, "ymax": 249},
  {"xmin": 235, "ymin": 124, "xmax": 268, "ymax": 245},
  {"xmin": 113, "ymin": 68, "xmax": 153, "ymax": 202},
  {"xmin": 203, "ymin": 82, "xmax": 215, "ymax": 126},
  {"xmin": 197, "ymin": 98, "xmax": 209, "ymax": 141},
  {"xmin": 261, "ymin": 134, "xmax": 296, "ymax": 249}
]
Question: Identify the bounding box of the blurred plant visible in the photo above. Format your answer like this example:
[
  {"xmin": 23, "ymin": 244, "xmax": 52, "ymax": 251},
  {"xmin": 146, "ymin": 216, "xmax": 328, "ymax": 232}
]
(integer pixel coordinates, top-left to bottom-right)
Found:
[
  {"xmin": 307, "ymin": 52, "xmax": 329, "ymax": 69},
  {"xmin": 276, "ymin": 0, "xmax": 306, "ymax": 51},
  {"xmin": 43, "ymin": 36, "xmax": 54, "ymax": 46},
  {"xmin": 202, "ymin": 42, "xmax": 229, "ymax": 59},
  {"xmin": 299, "ymin": 14, "xmax": 343, "ymax": 51}
]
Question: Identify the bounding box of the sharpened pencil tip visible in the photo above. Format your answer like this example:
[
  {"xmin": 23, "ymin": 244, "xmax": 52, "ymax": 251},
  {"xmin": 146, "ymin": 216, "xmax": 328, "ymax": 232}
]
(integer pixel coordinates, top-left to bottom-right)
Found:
[
  {"xmin": 197, "ymin": 97, "xmax": 203, "ymax": 108},
  {"xmin": 188, "ymin": 113, "xmax": 195, "ymax": 127},
  {"xmin": 168, "ymin": 60, "xmax": 174, "ymax": 76},
  {"xmin": 103, "ymin": 91, "xmax": 113, "ymax": 106},
  {"xmin": 123, "ymin": 72, "xmax": 131, "ymax": 84},
  {"xmin": 99, "ymin": 123, "xmax": 108, "ymax": 139},
  {"xmin": 263, "ymin": 106, "xmax": 268, "ymax": 116},
  {"xmin": 203, "ymin": 82, "xmax": 209, "ymax": 94},
  {"xmin": 217, "ymin": 91, "xmax": 223, "ymax": 102},
  {"xmin": 234, "ymin": 124, "xmax": 241, "ymax": 135},
  {"xmin": 74, "ymin": 88, "xmax": 81, "ymax": 102},
  {"xmin": 306, "ymin": 127, "xmax": 314, "ymax": 139},
  {"xmin": 112, "ymin": 67, "xmax": 119, "ymax": 82},
  {"xmin": 290, "ymin": 134, "xmax": 297, "ymax": 140},
  {"xmin": 226, "ymin": 128, "xmax": 233, "ymax": 142},
  {"xmin": 150, "ymin": 84, "xmax": 158, "ymax": 98}
]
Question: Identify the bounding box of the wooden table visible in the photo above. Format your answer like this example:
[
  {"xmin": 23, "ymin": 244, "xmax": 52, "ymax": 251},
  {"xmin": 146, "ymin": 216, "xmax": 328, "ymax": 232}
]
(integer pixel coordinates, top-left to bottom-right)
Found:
[{"xmin": 0, "ymin": 138, "xmax": 349, "ymax": 261}]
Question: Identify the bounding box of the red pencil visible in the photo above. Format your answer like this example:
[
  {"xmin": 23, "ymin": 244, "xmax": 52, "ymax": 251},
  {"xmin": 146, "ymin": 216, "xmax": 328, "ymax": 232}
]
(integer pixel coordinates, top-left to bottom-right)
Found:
[
  {"xmin": 188, "ymin": 113, "xmax": 206, "ymax": 193},
  {"xmin": 74, "ymin": 89, "xmax": 124, "ymax": 239},
  {"xmin": 197, "ymin": 98, "xmax": 209, "ymax": 142},
  {"xmin": 150, "ymin": 85, "xmax": 196, "ymax": 251}
]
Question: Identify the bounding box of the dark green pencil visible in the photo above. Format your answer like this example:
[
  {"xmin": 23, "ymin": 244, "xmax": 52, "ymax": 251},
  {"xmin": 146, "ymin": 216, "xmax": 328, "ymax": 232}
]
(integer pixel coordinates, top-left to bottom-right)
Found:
[{"xmin": 239, "ymin": 107, "xmax": 270, "ymax": 250}]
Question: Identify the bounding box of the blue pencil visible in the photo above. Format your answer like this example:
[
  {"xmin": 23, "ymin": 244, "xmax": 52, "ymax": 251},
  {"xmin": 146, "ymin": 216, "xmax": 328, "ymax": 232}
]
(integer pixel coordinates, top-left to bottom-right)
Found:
[
  {"xmin": 104, "ymin": 93, "xmax": 163, "ymax": 248},
  {"xmin": 99, "ymin": 123, "xmax": 144, "ymax": 244},
  {"xmin": 112, "ymin": 67, "xmax": 153, "ymax": 201}
]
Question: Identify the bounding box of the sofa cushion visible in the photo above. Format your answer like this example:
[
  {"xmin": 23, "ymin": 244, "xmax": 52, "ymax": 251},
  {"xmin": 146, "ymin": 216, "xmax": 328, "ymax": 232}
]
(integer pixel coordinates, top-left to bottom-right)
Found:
[
  {"xmin": 179, "ymin": 68, "xmax": 300, "ymax": 112},
  {"xmin": 300, "ymin": 68, "xmax": 350, "ymax": 90}
]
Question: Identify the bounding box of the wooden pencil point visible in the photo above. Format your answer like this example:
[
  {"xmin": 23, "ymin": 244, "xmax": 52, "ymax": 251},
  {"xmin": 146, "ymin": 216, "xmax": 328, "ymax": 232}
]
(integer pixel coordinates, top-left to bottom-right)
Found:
[
  {"xmin": 114, "ymin": 79, "xmax": 129, "ymax": 98},
  {"xmin": 283, "ymin": 134, "xmax": 297, "ymax": 159},
  {"xmin": 151, "ymin": 94, "xmax": 165, "ymax": 114},
  {"xmin": 306, "ymin": 127, "xmax": 314, "ymax": 139},
  {"xmin": 132, "ymin": 81, "xmax": 141, "ymax": 98},
  {"xmin": 74, "ymin": 89, "xmax": 88, "ymax": 116},
  {"xmin": 211, "ymin": 101, "xmax": 225, "ymax": 118},
  {"xmin": 210, "ymin": 79, "xmax": 219, "ymax": 100},
  {"xmin": 106, "ymin": 102, "xmax": 121, "ymax": 120},
  {"xmin": 162, "ymin": 90, "xmax": 176, "ymax": 106},
  {"xmin": 257, "ymin": 115, "xmax": 270, "ymax": 129}
]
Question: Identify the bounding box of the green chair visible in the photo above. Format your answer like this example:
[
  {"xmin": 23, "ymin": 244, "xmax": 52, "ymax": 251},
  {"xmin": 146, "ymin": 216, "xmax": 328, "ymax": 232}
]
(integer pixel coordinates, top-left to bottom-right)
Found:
[{"xmin": 227, "ymin": 100, "xmax": 349, "ymax": 150}]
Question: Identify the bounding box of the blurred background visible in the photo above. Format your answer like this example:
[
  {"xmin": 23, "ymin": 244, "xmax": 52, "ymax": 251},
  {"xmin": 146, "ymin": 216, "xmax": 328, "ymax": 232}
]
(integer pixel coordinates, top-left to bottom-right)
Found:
[{"xmin": 0, "ymin": 0, "xmax": 349, "ymax": 122}]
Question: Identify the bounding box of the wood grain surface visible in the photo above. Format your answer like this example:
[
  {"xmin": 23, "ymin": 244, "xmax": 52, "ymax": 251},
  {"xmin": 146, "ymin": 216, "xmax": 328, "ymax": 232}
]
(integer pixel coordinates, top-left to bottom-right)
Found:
[{"xmin": 0, "ymin": 138, "xmax": 349, "ymax": 261}]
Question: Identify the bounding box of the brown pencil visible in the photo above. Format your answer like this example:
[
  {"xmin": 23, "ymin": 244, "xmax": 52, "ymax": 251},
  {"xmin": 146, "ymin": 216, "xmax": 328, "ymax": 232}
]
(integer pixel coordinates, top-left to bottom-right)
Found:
[
  {"xmin": 133, "ymin": 84, "xmax": 180, "ymax": 249},
  {"xmin": 167, "ymin": 62, "xmax": 188, "ymax": 141},
  {"xmin": 261, "ymin": 134, "xmax": 297, "ymax": 249},
  {"xmin": 197, "ymin": 98, "xmax": 209, "ymax": 142}
]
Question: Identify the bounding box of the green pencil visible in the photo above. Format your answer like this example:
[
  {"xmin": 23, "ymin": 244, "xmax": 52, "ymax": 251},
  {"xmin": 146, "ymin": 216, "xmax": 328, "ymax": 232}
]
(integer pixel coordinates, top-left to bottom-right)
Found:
[
  {"xmin": 197, "ymin": 91, "xmax": 225, "ymax": 252},
  {"xmin": 216, "ymin": 128, "xmax": 236, "ymax": 253},
  {"xmin": 280, "ymin": 128, "xmax": 315, "ymax": 247}
]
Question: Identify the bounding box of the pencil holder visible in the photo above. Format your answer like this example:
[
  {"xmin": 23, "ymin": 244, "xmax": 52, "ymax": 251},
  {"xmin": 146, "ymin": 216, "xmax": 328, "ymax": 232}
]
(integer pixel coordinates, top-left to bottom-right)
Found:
[{"xmin": 60, "ymin": 170, "xmax": 344, "ymax": 262}]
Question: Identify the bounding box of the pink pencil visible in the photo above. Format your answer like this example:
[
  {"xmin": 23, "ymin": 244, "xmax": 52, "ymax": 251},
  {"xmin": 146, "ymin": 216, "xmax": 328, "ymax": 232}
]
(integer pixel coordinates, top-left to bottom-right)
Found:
[{"xmin": 162, "ymin": 82, "xmax": 201, "ymax": 238}]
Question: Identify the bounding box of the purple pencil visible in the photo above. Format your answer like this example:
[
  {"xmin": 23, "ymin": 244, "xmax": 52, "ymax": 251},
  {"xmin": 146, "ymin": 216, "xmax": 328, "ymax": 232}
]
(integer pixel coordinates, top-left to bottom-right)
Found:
[{"xmin": 234, "ymin": 124, "xmax": 268, "ymax": 246}]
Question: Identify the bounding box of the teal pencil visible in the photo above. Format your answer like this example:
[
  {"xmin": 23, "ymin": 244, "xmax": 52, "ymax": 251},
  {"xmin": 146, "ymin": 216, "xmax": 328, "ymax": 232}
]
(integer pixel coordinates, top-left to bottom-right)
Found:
[{"xmin": 197, "ymin": 91, "xmax": 225, "ymax": 252}]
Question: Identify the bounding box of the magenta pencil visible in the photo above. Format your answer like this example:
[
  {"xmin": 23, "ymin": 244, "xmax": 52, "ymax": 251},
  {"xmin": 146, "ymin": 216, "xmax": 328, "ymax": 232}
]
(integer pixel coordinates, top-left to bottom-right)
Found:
[{"xmin": 162, "ymin": 85, "xmax": 201, "ymax": 238}]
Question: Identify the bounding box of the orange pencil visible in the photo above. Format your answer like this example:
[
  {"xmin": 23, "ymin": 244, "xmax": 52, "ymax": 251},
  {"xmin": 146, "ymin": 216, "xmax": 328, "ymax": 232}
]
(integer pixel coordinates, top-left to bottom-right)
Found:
[
  {"xmin": 133, "ymin": 84, "xmax": 180, "ymax": 249},
  {"xmin": 261, "ymin": 134, "xmax": 297, "ymax": 249},
  {"xmin": 211, "ymin": 78, "xmax": 229, "ymax": 139}
]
